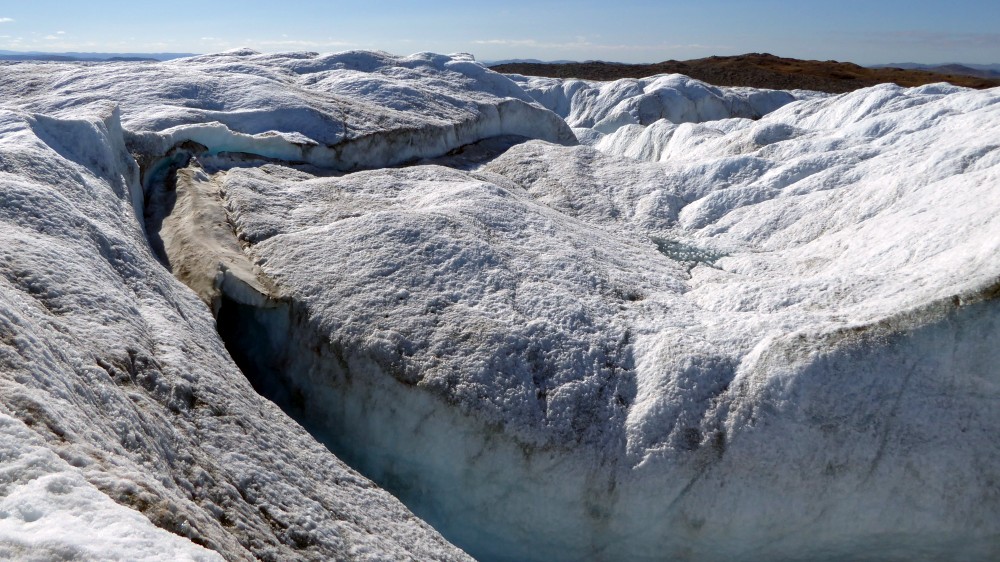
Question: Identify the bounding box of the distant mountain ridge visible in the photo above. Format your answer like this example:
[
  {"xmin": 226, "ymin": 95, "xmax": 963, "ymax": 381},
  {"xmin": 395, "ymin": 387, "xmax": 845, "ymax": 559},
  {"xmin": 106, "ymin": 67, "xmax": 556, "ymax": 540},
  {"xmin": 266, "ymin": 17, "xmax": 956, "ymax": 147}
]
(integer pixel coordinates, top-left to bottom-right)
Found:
[
  {"xmin": 490, "ymin": 53, "xmax": 1000, "ymax": 93},
  {"xmin": 871, "ymin": 62, "xmax": 1000, "ymax": 79},
  {"xmin": 0, "ymin": 50, "xmax": 196, "ymax": 62},
  {"xmin": 479, "ymin": 58, "xmax": 576, "ymax": 66},
  {"xmin": 877, "ymin": 62, "xmax": 1000, "ymax": 72}
]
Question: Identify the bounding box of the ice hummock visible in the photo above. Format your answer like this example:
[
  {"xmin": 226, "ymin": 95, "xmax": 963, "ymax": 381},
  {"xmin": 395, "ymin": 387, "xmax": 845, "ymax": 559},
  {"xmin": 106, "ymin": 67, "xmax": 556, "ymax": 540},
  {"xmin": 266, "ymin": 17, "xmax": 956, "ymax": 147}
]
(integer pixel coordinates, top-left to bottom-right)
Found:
[{"xmin": 507, "ymin": 72, "xmax": 819, "ymax": 134}]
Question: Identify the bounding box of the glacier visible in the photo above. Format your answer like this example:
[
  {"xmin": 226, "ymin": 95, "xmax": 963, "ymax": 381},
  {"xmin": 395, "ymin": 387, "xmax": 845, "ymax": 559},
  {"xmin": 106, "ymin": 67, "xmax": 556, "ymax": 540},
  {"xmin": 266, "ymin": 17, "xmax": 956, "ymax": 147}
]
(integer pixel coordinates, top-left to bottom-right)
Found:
[
  {"xmin": 0, "ymin": 49, "xmax": 998, "ymax": 561},
  {"xmin": 0, "ymin": 55, "xmax": 487, "ymax": 561}
]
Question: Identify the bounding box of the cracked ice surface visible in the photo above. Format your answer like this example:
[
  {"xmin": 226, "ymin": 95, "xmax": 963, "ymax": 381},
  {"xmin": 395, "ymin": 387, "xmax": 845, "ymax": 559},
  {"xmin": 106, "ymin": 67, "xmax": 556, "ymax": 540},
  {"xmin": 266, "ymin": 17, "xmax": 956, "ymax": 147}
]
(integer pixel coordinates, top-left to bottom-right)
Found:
[{"xmin": 0, "ymin": 101, "xmax": 470, "ymax": 559}]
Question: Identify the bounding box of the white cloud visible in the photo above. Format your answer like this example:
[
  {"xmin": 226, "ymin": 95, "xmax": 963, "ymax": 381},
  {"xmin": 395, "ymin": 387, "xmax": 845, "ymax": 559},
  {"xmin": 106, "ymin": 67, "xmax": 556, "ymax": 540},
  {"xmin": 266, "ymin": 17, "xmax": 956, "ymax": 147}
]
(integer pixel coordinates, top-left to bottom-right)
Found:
[
  {"xmin": 0, "ymin": 18, "xmax": 13, "ymax": 24},
  {"xmin": 56, "ymin": 31, "xmax": 66, "ymax": 35},
  {"xmin": 44, "ymin": 34, "xmax": 58, "ymax": 40}
]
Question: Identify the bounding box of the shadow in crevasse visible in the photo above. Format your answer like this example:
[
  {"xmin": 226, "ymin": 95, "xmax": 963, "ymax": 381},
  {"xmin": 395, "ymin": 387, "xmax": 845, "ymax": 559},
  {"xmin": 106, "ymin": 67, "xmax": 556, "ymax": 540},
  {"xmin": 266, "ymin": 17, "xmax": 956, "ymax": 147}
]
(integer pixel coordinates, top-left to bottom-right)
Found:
[{"xmin": 141, "ymin": 144, "xmax": 210, "ymax": 270}]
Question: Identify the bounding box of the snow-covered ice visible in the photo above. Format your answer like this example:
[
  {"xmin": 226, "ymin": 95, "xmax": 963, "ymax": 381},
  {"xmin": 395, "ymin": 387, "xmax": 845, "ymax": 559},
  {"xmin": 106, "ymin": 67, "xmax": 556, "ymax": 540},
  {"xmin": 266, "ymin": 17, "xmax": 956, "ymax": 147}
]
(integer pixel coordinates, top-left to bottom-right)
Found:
[
  {"xmin": 0, "ymin": 76, "xmax": 471, "ymax": 559},
  {"xmin": 0, "ymin": 49, "xmax": 998, "ymax": 561},
  {"xmin": 214, "ymin": 79, "xmax": 1000, "ymax": 560},
  {"xmin": 508, "ymin": 72, "xmax": 816, "ymax": 134}
]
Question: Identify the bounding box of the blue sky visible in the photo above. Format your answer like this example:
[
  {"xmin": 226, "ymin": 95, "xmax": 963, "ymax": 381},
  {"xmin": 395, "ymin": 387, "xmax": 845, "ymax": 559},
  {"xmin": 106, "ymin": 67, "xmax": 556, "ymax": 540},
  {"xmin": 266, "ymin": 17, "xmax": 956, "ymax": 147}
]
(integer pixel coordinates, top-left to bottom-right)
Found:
[{"xmin": 0, "ymin": 0, "xmax": 997, "ymax": 64}]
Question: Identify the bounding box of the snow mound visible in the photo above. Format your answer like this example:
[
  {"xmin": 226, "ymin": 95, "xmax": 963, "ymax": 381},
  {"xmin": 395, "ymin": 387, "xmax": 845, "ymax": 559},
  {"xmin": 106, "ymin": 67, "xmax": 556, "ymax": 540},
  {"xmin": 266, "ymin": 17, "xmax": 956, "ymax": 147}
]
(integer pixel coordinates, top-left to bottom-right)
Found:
[
  {"xmin": 508, "ymin": 73, "xmax": 814, "ymax": 134},
  {"xmin": 212, "ymin": 82, "xmax": 1000, "ymax": 560},
  {"xmin": 0, "ymin": 106, "xmax": 469, "ymax": 560}
]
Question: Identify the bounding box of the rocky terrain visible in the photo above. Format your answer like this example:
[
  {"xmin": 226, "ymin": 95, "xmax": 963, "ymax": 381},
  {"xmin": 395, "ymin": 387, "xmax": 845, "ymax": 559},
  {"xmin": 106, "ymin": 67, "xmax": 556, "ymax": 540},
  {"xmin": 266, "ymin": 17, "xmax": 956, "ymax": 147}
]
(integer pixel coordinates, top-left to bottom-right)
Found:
[{"xmin": 491, "ymin": 52, "xmax": 1000, "ymax": 93}]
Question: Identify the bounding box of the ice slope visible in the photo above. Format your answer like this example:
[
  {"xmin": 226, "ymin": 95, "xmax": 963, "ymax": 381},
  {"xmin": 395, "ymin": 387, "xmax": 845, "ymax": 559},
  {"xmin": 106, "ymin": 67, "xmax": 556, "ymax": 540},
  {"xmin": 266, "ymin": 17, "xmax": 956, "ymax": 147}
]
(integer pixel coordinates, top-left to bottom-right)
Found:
[
  {"xmin": 0, "ymin": 104, "xmax": 470, "ymax": 560},
  {"xmin": 507, "ymin": 73, "xmax": 813, "ymax": 134},
  {"xmin": 210, "ymin": 82, "xmax": 1000, "ymax": 560},
  {"xmin": 484, "ymin": 81, "xmax": 1000, "ymax": 451},
  {"xmin": 0, "ymin": 49, "xmax": 575, "ymax": 171}
]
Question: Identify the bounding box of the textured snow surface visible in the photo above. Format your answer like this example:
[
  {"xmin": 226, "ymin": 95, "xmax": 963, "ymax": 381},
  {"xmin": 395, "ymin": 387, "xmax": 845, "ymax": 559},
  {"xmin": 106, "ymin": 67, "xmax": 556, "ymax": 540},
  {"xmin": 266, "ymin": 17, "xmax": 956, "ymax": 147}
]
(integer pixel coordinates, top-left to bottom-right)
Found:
[
  {"xmin": 508, "ymin": 73, "xmax": 816, "ymax": 135},
  {"xmin": 218, "ymin": 81, "xmax": 1000, "ymax": 560},
  {"xmin": 0, "ymin": 103, "xmax": 469, "ymax": 558},
  {"xmin": 0, "ymin": 48, "xmax": 998, "ymax": 561},
  {"xmin": 0, "ymin": 49, "xmax": 575, "ymax": 170}
]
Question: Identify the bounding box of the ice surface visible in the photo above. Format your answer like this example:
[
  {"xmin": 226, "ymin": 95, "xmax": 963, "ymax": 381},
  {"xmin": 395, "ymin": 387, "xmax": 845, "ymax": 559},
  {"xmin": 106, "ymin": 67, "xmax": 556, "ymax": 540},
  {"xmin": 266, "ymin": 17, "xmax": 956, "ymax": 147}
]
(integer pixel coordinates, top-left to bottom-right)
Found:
[
  {"xmin": 0, "ymin": 49, "xmax": 576, "ymax": 170},
  {"xmin": 214, "ymin": 80, "xmax": 1000, "ymax": 560},
  {"xmin": 0, "ymin": 48, "xmax": 997, "ymax": 561}
]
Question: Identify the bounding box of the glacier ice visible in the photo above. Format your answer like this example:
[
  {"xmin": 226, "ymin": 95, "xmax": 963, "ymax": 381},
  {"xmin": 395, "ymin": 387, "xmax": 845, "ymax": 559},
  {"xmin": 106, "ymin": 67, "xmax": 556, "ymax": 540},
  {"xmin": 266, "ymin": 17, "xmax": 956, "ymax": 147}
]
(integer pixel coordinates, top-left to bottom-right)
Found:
[
  {"xmin": 0, "ymin": 80, "xmax": 471, "ymax": 559},
  {"xmin": 508, "ymin": 72, "xmax": 818, "ymax": 134},
  {"xmin": 207, "ymin": 78, "xmax": 1000, "ymax": 561},
  {"xmin": 0, "ymin": 49, "xmax": 575, "ymax": 172},
  {"xmin": 0, "ymin": 48, "xmax": 998, "ymax": 561}
]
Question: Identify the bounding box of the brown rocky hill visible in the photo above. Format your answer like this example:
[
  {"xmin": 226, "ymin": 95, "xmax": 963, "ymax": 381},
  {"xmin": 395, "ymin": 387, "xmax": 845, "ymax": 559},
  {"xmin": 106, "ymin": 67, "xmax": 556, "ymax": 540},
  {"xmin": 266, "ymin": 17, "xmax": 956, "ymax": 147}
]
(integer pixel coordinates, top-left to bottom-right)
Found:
[{"xmin": 490, "ymin": 53, "xmax": 1000, "ymax": 93}]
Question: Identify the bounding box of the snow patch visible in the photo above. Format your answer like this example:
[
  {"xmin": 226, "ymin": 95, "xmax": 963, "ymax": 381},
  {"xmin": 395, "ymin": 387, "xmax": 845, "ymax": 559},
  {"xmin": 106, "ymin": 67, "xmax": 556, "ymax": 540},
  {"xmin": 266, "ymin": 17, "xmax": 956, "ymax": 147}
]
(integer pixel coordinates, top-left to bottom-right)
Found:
[{"xmin": 0, "ymin": 413, "xmax": 222, "ymax": 562}]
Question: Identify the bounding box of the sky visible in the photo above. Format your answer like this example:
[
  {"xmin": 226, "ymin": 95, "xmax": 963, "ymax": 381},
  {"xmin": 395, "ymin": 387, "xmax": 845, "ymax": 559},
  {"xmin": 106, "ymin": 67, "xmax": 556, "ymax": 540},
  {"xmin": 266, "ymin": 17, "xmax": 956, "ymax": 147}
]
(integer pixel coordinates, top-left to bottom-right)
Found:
[{"xmin": 0, "ymin": 0, "xmax": 998, "ymax": 65}]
